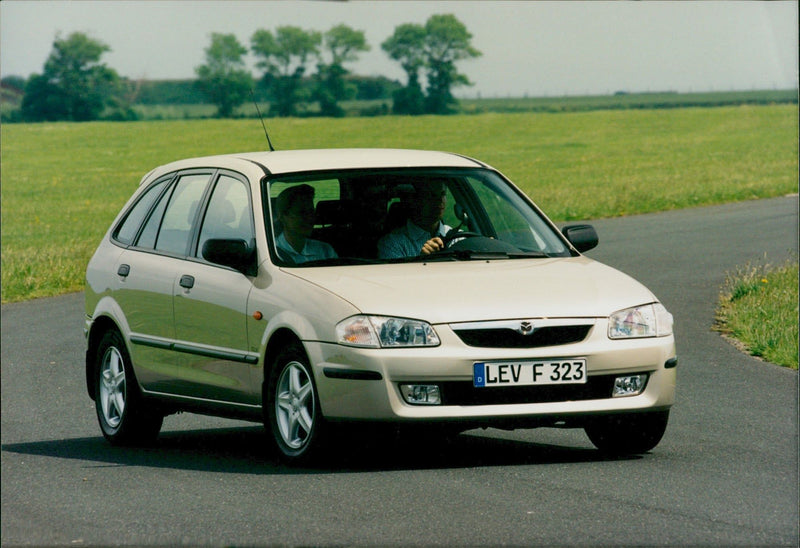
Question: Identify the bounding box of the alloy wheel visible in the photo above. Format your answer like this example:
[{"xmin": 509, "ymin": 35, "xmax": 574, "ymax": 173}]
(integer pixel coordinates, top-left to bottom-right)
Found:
[
  {"xmin": 99, "ymin": 346, "xmax": 126, "ymax": 429},
  {"xmin": 274, "ymin": 361, "xmax": 315, "ymax": 450}
]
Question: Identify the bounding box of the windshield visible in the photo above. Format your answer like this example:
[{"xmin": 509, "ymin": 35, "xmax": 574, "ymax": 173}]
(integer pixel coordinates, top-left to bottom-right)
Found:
[{"xmin": 264, "ymin": 168, "xmax": 571, "ymax": 266}]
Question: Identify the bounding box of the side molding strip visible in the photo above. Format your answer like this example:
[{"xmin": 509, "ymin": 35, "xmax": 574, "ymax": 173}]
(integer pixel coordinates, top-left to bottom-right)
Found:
[{"xmin": 130, "ymin": 335, "xmax": 259, "ymax": 365}]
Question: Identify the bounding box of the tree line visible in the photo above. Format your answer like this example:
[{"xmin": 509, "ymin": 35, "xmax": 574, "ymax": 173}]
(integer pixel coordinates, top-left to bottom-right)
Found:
[{"xmin": 7, "ymin": 14, "xmax": 481, "ymax": 122}]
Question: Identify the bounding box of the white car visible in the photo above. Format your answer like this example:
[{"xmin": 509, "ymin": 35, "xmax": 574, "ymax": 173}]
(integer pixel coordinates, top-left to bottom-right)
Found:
[{"xmin": 85, "ymin": 148, "xmax": 676, "ymax": 463}]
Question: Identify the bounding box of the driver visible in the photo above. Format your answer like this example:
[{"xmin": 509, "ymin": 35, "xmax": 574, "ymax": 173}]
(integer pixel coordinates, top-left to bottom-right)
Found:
[{"xmin": 377, "ymin": 180, "xmax": 452, "ymax": 259}]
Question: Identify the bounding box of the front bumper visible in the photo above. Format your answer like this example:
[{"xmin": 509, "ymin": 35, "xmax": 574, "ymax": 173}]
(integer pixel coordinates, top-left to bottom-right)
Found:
[{"xmin": 305, "ymin": 324, "xmax": 676, "ymax": 424}]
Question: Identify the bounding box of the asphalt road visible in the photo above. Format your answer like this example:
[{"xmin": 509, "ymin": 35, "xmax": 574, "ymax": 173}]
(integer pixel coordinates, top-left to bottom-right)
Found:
[{"xmin": 2, "ymin": 195, "xmax": 798, "ymax": 546}]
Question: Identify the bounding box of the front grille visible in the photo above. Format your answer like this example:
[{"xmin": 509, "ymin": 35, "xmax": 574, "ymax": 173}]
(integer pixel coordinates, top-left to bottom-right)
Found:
[
  {"xmin": 437, "ymin": 374, "xmax": 616, "ymax": 406},
  {"xmin": 453, "ymin": 325, "xmax": 592, "ymax": 348}
]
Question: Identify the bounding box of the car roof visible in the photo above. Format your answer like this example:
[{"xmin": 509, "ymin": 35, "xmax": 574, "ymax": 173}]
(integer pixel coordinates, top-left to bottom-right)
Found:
[{"xmin": 141, "ymin": 148, "xmax": 487, "ymax": 184}]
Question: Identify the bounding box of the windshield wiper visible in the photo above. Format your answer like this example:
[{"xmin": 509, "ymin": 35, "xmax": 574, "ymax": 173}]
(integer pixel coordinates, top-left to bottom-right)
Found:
[
  {"xmin": 507, "ymin": 251, "xmax": 552, "ymax": 259},
  {"xmin": 401, "ymin": 249, "xmax": 551, "ymax": 263}
]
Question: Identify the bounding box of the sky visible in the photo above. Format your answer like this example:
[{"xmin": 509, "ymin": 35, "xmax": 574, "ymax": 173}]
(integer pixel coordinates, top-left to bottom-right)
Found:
[{"xmin": 1, "ymin": 1, "xmax": 797, "ymax": 98}]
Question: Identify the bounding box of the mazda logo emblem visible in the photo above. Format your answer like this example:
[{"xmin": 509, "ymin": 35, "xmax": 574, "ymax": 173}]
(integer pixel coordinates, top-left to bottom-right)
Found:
[{"xmin": 518, "ymin": 321, "xmax": 535, "ymax": 335}]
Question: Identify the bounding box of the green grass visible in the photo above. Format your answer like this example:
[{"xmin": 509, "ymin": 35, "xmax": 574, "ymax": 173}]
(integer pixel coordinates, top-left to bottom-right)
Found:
[
  {"xmin": 459, "ymin": 89, "xmax": 799, "ymax": 114},
  {"xmin": 715, "ymin": 260, "xmax": 799, "ymax": 369},
  {"xmin": 1, "ymin": 104, "xmax": 797, "ymax": 303}
]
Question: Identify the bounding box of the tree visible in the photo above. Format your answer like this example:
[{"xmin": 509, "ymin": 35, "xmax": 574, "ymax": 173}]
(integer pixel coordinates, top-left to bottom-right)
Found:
[
  {"xmin": 422, "ymin": 14, "xmax": 481, "ymax": 114},
  {"xmin": 382, "ymin": 15, "xmax": 481, "ymax": 115},
  {"xmin": 251, "ymin": 26, "xmax": 321, "ymax": 117},
  {"xmin": 315, "ymin": 25, "xmax": 370, "ymax": 117},
  {"xmin": 21, "ymin": 32, "xmax": 120, "ymax": 121},
  {"xmin": 195, "ymin": 33, "xmax": 254, "ymax": 118},
  {"xmin": 1, "ymin": 75, "xmax": 27, "ymax": 94},
  {"xmin": 381, "ymin": 23, "xmax": 427, "ymax": 115}
]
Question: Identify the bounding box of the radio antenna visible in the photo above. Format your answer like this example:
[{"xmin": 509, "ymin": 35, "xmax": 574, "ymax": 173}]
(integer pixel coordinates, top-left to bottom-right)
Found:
[{"xmin": 251, "ymin": 89, "xmax": 275, "ymax": 152}]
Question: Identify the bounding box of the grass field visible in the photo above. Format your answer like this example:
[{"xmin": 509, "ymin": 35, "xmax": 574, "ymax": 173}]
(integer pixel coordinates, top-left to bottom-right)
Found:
[
  {"xmin": 1, "ymin": 104, "xmax": 797, "ymax": 303},
  {"xmin": 459, "ymin": 89, "xmax": 799, "ymax": 114},
  {"xmin": 118, "ymin": 89, "xmax": 798, "ymax": 120},
  {"xmin": 716, "ymin": 260, "xmax": 799, "ymax": 369}
]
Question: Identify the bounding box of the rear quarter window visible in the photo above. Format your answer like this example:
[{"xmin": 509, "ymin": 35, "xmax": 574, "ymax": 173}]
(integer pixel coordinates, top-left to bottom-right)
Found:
[{"xmin": 113, "ymin": 179, "xmax": 169, "ymax": 245}]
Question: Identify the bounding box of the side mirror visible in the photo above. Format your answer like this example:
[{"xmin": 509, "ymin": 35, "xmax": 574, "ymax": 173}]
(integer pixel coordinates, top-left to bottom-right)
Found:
[
  {"xmin": 202, "ymin": 238, "xmax": 256, "ymax": 275},
  {"xmin": 561, "ymin": 224, "xmax": 598, "ymax": 253}
]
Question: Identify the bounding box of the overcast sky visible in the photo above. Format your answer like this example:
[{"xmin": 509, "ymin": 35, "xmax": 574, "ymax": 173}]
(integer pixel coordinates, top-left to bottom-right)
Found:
[{"xmin": 1, "ymin": 1, "xmax": 797, "ymax": 98}]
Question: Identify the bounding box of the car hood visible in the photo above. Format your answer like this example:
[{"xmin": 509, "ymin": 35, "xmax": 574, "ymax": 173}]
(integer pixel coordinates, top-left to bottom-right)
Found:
[{"xmin": 285, "ymin": 257, "xmax": 657, "ymax": 324}]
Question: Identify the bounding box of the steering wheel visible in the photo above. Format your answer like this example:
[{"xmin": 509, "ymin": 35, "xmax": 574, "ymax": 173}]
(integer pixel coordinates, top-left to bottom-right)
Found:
[{"xmin": 441, "ymin": 230, "xmax": 482, "ymax": 248}]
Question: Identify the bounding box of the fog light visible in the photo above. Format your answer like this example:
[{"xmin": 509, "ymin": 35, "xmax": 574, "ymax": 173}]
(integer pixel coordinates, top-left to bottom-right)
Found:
[
  {"xmin": 400, "ymin": 384, "xmax": 441, "ymax": 405},
  {"xmin": 612, "ymin": 374, "xmax": 648, "ymax": 397}
]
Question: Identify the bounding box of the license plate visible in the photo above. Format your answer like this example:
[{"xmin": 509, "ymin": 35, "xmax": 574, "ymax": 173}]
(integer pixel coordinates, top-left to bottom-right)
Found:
[{"xmin": 473, "ymin": 359, "xmax": 587, "ymax": 387}]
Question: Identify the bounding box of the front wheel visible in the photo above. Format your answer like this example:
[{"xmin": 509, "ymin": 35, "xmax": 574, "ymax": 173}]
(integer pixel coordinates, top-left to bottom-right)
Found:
[
  {"xmin": 584, "ymin": 411, "xmax": 669, "ymax": 455},
  {"xmin": 265, "ymin": 343, "xmax": 324, "ymax": 463},
  {"xmin": 94, "ymin": 330, "xmax": 163, "ymax": 445}
]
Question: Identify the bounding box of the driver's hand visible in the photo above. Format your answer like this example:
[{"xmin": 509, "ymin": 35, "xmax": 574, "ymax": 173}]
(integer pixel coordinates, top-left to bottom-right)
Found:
[{"xmin": 421, "ymin": 237, "xmax": 444, "ymax": 255}]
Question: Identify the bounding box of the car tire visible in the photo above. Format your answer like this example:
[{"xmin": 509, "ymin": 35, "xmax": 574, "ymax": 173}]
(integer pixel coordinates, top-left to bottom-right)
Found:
[
  {"xmin": 94, "ymin": 329, "xmax": 163, "ymax": 445},
  {"xmin": 265, "ymin": 342, "xmax": 324, "ymax": 463},
  {"xmin": 584, "ymin": 410, "xmax": 669, "ymax": 455}
]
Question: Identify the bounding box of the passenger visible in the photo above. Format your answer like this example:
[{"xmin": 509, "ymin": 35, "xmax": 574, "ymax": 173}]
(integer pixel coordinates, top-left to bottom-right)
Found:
[
  {"xmin": 275, "ymin": 184, "xmax": 337, "ymax": 264},
  {"xmin": 377, "ymin": 180, "xmax": 452, "ymax": 259}
]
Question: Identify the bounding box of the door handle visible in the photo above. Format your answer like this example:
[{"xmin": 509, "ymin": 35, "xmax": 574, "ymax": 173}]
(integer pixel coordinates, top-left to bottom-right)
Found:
[
  {"xmin": 179, "ymin": 275, "xmax": 195, "ymax": 289},
  {"xmin": 117, "ymin": 264, "xmax": 130, "ymax": 277}
]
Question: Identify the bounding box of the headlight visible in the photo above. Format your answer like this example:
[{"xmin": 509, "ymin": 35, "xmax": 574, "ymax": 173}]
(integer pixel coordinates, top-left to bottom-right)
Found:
[
  {"xmin": 608, "ymin": 303, "xmax": 673, "ymax": 339},
  {"xmin": 336, "ymin": 315, "xmax": 440, "ymax": 348}
]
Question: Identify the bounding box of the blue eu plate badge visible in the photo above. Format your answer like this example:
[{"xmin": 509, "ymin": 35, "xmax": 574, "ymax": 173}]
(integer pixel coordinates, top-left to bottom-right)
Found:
[{"xmin": 473, "ymin": 363, "xmax": 486, "ymax": 387}]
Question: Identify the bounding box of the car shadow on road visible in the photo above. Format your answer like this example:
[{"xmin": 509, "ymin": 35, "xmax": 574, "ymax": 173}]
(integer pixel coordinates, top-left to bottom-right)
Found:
[{"xmin": 2, "ymin": 424, "xmax": 639, "ymax": 474}]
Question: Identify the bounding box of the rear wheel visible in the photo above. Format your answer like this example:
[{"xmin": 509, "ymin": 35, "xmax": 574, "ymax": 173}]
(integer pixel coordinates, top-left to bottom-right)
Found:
[
  {"xmin": 584, "ymin": 411, "xmax": 669, "ymax": 455},
  {"xmin": 94, "ymin": 330, "xmax": 163, "ymax": 445},
  {"xmin": 265, "ymin": 343, "xmax": 324, "ymax": 463}
]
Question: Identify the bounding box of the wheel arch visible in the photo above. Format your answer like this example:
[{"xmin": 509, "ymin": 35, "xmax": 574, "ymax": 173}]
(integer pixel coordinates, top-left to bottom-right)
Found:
[
  {"xmin": 85, "ymin": 315, "xmax": 125, "ymax": 401},
  {"xmin": 262, "ymin": 328, "xmax": 306, "ymax": 393}
]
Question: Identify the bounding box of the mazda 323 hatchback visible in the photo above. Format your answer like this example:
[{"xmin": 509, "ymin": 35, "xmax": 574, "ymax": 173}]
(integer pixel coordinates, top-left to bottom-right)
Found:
[{"xmin": 85, "ymin": 148, "xmax": 676, "ymax": 463}]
